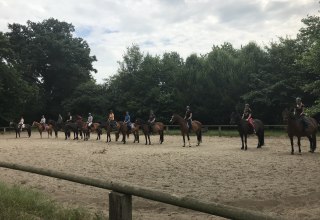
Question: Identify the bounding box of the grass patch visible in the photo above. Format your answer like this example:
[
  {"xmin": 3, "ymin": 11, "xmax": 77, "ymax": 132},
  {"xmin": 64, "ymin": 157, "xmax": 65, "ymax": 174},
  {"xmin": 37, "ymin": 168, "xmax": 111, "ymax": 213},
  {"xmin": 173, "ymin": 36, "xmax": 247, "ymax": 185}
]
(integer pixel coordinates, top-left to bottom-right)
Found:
[{"xmin": 0, "ymin": 182, "xmax": 106, "ymax": 220}]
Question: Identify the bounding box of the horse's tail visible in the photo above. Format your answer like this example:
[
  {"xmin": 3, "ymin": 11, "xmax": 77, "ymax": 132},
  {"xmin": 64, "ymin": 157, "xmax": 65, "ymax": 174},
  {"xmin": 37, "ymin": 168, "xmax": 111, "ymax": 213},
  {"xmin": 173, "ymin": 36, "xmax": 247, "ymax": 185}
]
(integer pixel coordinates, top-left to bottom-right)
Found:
[
  {"xmin": 27, "ymin": 127, "xmax": 31, "ymax": 137},
  {"xmin": 260, "ymin": 128, "xmax": 265, "ymax": 146},
  {"xmin": 312, "ymin": 132, "xmax": 317, "ymax": 151},
  {"xmin": 199, "ymin": 128, "xmax": 202, "ymax": 143}
]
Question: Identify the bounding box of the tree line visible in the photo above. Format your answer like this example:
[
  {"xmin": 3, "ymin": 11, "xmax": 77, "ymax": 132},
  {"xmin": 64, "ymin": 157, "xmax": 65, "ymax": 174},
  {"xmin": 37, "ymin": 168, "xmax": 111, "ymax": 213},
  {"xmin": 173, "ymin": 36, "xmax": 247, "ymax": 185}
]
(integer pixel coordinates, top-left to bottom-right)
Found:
[{"xmin": 0, "ymin": 13, "xmax": 319, "ymax": 126}]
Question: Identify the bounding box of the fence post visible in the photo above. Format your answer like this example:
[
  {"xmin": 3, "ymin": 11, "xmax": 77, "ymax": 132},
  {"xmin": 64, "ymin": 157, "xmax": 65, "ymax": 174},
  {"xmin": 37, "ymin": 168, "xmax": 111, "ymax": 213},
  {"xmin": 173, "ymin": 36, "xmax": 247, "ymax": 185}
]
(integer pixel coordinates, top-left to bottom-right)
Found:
[
  {"xmin": 109, "ymin": 191, "xmax": 132, "ymax": 220},
  {"xmin": 218, "ymin": 126, "xmax": 221, "ymax": 137},
  {"xmin": 166, "ymin": 126, "xmax": 169, "ymax": 132}
]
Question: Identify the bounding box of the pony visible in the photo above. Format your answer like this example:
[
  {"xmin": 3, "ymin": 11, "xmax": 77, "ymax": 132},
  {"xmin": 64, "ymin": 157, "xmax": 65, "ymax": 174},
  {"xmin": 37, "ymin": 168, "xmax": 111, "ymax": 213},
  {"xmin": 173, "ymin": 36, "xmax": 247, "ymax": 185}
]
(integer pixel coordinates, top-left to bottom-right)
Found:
[
  {"xmin": 9, "ymin": 122, "xmax": 31, "ymax": 138},
  {"xmin": 282, "ymin": 108, "xmax": 318, "ymax": 154},
  {"xmin": 230, "ymin": 112, "xmax": 264, "ymax": 150},
  {"xmin": 170, "ymin": 114, "xmax": 202, "ymax": 147},
  {"xmin": 135, "ymin": 118, "xmax": 164, "ymax": 145},
  {"xmin": 32, "ymin": 121, "xmax": 53, "ymax": 138}
]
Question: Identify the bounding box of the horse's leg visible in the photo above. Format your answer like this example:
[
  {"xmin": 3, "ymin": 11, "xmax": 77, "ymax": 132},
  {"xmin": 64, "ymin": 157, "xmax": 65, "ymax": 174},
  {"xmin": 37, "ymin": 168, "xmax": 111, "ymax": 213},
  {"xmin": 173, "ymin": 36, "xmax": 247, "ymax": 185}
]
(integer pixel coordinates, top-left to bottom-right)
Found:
[
  {"xmin": 244, "ymin": 134, "xmax": 247, "ymax": 150},
  {"xmin": 187, "ymin": 133, "xmax": 191, "ymax": 147},
  {"xmin": 148, "ymin": 134, "xmax": 151, "ymax": 145},
  {"xmin": 240, "ymin": 133, "xmax": 244, "ymax": 150},
  {"xmin": 144, "ymin": 133, "xmax": 148, "ymax": 145},
  {"xmin": 307, "ymin": 136, "xmax": 314, "ymax": 153},
  {"xmin": 182, "ymin": 132, "xmax": 186, "ymax": 147},
  {"xmin": 297, "ymin": 137, "xmax": 301, "ymax": 154},
  {"xmin": 196, "ymin": 131, "xmax": 200, "ymax": 146},
  {"xmin": 290, "ymin": 136, "xmax": 294, "ymax": 154},
  {"xmin": 123, "ymin": 131, "xmax": 126, "ymax": 144}
]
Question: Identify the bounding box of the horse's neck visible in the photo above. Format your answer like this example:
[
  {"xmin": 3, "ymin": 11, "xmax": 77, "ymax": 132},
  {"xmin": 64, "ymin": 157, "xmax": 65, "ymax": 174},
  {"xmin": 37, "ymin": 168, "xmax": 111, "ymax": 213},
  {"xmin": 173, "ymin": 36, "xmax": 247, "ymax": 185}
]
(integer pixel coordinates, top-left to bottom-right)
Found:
[{"xmin": 176, "ymin": 116, "xmax": 187, "ymax": 127}]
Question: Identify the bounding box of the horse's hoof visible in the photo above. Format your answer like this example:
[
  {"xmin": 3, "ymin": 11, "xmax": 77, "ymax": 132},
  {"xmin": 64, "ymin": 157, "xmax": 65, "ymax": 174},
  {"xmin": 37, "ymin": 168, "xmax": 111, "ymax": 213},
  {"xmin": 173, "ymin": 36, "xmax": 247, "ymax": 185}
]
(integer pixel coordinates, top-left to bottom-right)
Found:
[
  {"xmin": 245, "ymin": 148, "xmax": 247, "ymax": 151},
  {"xmin": 291, "ymin": 152, "xmax": 294, "ymax": 155},
  {"xmin": 182, "ymin": 146, "xmax": 185, "ymax": 147},
  {"xmin": 241, "ymin": 147, "xmax": 244, "ymax": 150},
  {"xmin": 309, "ymin": 150, "xmax": 315, "ymax": 153}
]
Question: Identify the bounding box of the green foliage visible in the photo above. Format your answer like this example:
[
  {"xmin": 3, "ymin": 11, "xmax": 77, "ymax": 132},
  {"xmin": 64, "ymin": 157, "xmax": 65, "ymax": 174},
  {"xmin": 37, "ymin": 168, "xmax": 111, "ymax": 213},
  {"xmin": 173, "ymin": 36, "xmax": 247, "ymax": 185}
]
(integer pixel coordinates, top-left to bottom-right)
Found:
[
  {"xmin": 0, "ymin": 182, "xmax": 105, "ymax": 220},
  {"xmin": 1, "ymin": 11, "xmax": 320, "ymax": 125}
]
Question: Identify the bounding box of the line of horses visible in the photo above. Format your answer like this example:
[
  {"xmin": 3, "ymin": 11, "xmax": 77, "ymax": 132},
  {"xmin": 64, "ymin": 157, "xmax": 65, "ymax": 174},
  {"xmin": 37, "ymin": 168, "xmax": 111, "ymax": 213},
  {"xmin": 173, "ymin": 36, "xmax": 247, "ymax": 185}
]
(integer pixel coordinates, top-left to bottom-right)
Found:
[{"xmin": 8, "ymin": 109, "xmax": 319, "ymax": 154}]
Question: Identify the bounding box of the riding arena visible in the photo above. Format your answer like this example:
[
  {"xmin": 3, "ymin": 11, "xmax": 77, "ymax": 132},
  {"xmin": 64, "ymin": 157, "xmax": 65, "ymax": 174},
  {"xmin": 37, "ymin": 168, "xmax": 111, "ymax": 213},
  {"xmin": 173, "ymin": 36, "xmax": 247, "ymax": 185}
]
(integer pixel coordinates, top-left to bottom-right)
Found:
[{"xmin": 1, "ymin": 123, "xmax": 319, "ymax": 219}]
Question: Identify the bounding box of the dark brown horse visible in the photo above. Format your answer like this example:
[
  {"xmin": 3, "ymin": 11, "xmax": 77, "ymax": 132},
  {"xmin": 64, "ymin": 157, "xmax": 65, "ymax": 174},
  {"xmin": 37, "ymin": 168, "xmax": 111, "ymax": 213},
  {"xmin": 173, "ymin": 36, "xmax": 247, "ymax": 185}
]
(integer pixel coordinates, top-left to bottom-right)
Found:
[
  {"xmin": 115, "ymin": 121, "xmax": 132, "ymax": 144},
  {"xmin": 32, "ymin": 121, "xmax": 53, "ymax": 138},
  {"xmin": 9, "ymin": 122, "xmax": 31, "ymax": 138},
  {"xmin": 282, "ymin": 109, "xmax": 318, "ymax": 154},
  {"xmin": 135, "ymin": 118, "xmax": 164, "ymax": 145},
  {"xmin": 170, "ymin": 114, "xmax": 202, "ymax": 147},
  {"xmin": 101, "ymin": 120, "xmax": 121, "ymax": 142},
  {"xmin": 230, "ymin": 112, "xmax": 264, "ymax": 150}
]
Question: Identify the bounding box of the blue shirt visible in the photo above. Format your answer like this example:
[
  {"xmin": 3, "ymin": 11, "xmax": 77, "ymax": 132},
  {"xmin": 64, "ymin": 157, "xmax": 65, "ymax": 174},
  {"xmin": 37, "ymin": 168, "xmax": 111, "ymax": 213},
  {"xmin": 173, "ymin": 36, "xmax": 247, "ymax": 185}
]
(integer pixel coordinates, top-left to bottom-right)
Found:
[{"xmin": 124, "ymin": 114, "xmax": 131, "ymax": 123}]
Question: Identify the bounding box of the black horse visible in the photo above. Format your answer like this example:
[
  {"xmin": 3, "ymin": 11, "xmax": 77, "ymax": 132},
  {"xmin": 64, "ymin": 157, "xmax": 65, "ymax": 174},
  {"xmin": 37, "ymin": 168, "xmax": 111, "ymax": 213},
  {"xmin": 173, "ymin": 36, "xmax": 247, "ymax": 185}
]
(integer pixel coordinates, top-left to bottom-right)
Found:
[
  {"xmin": 9, "ymin": 122, "xmax": 31, "ymax": 138},
  {"xmin": 282, "ymin": 108, "xmax": 318, "ymax": 154},
  {"xmin": 48, "ymin": 119, "xmax": 67, "ymax": 138},
  {"xmin": 230, "ymin": 112, "xmax": 264, "ymax": 150}
]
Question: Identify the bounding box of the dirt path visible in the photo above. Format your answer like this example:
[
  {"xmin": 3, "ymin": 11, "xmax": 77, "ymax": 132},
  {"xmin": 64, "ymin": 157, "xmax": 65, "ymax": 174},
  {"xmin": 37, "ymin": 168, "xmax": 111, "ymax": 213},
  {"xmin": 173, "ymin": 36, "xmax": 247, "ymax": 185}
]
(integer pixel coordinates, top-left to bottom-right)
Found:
[{"xmin": 0, "ymin": 132, "xmax": 320, "ymax": 219}]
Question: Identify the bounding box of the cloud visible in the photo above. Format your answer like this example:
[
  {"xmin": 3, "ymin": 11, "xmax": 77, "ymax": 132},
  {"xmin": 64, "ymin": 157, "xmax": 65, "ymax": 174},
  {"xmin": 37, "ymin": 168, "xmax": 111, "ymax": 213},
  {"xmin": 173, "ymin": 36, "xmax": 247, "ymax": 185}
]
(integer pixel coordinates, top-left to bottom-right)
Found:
[{"xmin": 0, "ymin": 0, "xmax": 319, "ymax": 83}]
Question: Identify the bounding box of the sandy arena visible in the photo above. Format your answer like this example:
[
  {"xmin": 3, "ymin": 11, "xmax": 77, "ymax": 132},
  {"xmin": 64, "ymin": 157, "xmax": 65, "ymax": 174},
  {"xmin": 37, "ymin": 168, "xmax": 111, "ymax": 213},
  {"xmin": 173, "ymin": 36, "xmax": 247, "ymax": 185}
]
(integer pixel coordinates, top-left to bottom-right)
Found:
[{"xmin": 0, "ymin": 131, "xmax": 320, "ymax": 220}]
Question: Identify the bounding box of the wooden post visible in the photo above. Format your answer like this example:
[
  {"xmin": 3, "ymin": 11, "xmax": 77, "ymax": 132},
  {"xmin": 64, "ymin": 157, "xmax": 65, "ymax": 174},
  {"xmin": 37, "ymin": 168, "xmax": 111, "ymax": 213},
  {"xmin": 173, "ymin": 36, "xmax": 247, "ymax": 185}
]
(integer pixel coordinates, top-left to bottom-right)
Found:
[
  {"xmin": 4, "ymin": 127, "xmax": 6, "ymax": 133},
  {"xmin": 218, "ymin": 126, "xmax": 221, "ymax": 137},
  {"xmin": 109, "ymin": 191, "xmax": 132, "ymax": 220},
  {"xmin": 166, "ymin": 126, "xmax": 169, "ymax": 132}
]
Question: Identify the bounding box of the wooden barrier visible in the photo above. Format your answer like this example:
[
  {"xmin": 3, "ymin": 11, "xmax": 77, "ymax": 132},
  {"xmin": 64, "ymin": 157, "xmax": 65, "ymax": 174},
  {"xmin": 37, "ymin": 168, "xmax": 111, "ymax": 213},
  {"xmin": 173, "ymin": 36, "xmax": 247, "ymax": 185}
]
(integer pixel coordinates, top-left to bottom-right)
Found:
[{"xmin": 0, "ymin": 161, "xmax": 280, "ymax": 220}]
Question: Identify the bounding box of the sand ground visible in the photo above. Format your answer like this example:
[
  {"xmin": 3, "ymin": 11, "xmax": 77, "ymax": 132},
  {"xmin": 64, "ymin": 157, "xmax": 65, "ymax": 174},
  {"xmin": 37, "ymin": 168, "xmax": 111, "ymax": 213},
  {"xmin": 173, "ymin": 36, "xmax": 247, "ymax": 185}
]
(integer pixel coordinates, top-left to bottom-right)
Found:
[{"xmin": 0, "ymin": 131, "xmax": 320, "ymax": 219}]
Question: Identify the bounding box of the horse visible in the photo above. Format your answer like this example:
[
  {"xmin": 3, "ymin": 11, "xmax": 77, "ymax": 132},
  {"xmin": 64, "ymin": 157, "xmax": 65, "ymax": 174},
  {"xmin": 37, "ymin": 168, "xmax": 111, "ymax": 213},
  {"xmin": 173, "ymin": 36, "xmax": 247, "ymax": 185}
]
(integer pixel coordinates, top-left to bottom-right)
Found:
[
  {"xmin": 170, "ymin": 114, "xmax": 202, "ymax": 147},
  {"xmin": 135, "ymin": 118, "xmax": 164, "ymax": 145},
  {"xmin": 9, "ymin": 122, "xmax": 31, "ymax": 138},
  {"xmin": 115, "ymin": 121, "xmax": 131, "ymax": 144},
  {"xmin": 32, "ymin": 121, "xmax": 53, "ymax": 138},
  {"xmin": 101, "ymin": 120, "xmax": 121, "ymax": 142},
  {"xmin": 48, "ymin": 119, "xmax": 66, "ymax": 138},
  {"xmin": 90, "ymin": 123, "xmax": 102, "ymax": 140},
  {"xmin": 132, "ymin": 123, "xmax": 140, "ymax": 143},
  {"xmin": 64, "ymin": 122, "xmax": 80, "ymax": 140},
  {"xmin": 230, "ymin": 112, "xmax": 264, "ymax": 150},
  {"xmin": 282, "ymin": 109, "xmax": 318, "ymax": 154}
]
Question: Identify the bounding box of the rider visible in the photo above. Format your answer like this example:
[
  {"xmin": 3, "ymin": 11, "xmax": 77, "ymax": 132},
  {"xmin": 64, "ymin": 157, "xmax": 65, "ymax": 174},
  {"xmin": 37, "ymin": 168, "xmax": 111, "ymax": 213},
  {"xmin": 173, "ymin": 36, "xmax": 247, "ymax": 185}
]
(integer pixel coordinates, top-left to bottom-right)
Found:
[
  {"xmin": 87, "ymin": 113, "xmax": 93, "ymax": 130},
  {"xmin": 18, "ymin": 116, "xmax": 24, "ymax": 131},
  {"xmin": 124, "ymin": 111, "xmax": 132, "ymax": 131},
  {"xmin": 40, "ymin": 115, "xmax": 46, "ymax": 130},
  {"xmin": 148, "ymin": 110, "xmax": 156, "ymax": 132},
  {"xmin": 242, "ymin": 103, "xmax": 256, "ymax": 133},
  {"xmin": 184, "ymin": 106, "xmax": 192, "ymax": 132},
  {"xmin": 108, "ymin": 110, "xmax": 116, "ymax": 129},
  {"xmin": 294, "ymin": 97, "xmax": 307, "ymax": 131},
  {"xmin": 66, "ymin": 112, "xmax": 72, "ymax": 122}
]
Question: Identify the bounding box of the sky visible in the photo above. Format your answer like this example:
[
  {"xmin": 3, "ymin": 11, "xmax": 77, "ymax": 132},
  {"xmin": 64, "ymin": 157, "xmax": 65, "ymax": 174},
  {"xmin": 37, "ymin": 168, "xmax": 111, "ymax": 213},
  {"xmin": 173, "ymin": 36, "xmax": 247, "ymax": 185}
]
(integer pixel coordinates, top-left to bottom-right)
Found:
[{"xmin": 0, "ymin": 0, "xmax": 319, "ymax": 83}]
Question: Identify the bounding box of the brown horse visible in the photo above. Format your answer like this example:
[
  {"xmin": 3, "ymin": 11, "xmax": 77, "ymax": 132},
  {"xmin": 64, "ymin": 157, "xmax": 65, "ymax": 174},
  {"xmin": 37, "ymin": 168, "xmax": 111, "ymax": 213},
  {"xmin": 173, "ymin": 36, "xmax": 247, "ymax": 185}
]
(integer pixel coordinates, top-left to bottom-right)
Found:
[
  {"xmin": 170, "ymin": 114, "xmax": 202, "ymax": 147},
  {"xmin": 90, "ymin": 123, "xmax": 102, "ymax": 140},
  {"xmin": 282, "ymin": 109, "xmax": 318, "ymax": 154},
  {"xmin": 115, "ymin": 121, "xmax": 132, "ymax": 144},
  {"xmin": 101, "ymin": 120, "xmax": 121, "ymax": 142},
  {"xmin": 32, "ymin": 121, "xmax": 53, "ymax": 138},
  {"xmin": 132, "ymin": 123, "xmax": 140, "ymax": 143},
  {"xmin": 135, "ymin": 118, "xmax": 164, "ymax": 145}
]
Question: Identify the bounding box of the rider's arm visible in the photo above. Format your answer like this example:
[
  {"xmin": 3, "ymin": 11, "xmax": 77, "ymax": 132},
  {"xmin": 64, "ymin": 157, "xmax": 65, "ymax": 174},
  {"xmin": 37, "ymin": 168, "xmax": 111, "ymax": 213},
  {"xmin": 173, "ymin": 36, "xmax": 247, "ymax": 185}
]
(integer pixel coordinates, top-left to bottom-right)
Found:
[{"xmin": 188, "ymin": 113, "xmax": 192, "ymax": 120}]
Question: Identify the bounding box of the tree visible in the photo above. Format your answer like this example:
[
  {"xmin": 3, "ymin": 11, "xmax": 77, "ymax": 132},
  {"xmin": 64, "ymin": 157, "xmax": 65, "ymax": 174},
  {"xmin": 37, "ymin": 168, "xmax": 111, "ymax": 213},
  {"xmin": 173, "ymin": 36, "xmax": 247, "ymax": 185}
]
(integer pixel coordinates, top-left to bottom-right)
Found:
[{"xmin": 6, "ymin": 18, "xmax": 97, "ymax": 118}]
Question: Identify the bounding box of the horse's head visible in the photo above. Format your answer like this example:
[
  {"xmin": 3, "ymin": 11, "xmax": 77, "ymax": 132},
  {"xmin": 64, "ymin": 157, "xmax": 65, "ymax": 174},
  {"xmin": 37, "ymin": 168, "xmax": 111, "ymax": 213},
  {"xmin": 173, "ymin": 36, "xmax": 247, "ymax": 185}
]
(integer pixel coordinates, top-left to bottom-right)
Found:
[
  {"xmin": 230, "ymin": 112, "xmax": 240, "ymax": 124},
  {"xmin": 32, "ymin": 121, "xmax": 37, "ymax": 126},
  {"xmin": 170, "ymin": 114, "xmax": 178, "ymax": 124}
]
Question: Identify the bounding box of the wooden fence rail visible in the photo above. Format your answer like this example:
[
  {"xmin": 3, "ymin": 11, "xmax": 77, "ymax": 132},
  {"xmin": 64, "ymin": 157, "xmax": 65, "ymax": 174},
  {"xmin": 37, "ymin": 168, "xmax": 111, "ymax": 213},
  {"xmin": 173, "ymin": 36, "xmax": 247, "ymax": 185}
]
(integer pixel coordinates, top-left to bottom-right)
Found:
[{"xmin": 0, "ymin": 161, "xmax": 280, "ymax": 220}]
